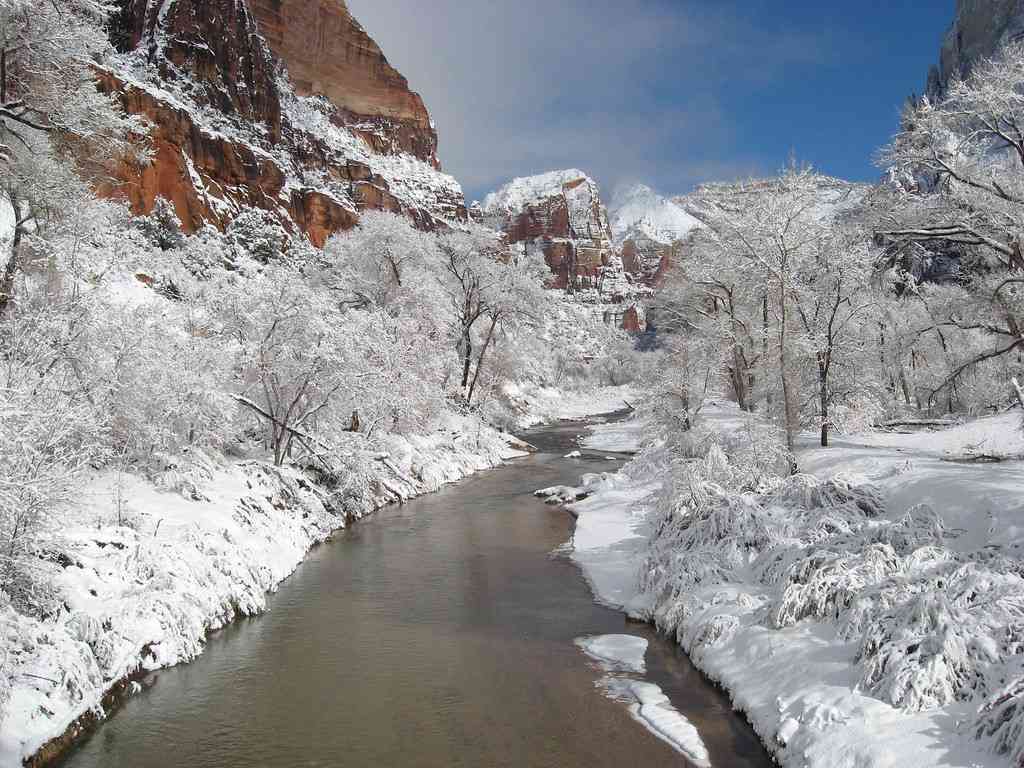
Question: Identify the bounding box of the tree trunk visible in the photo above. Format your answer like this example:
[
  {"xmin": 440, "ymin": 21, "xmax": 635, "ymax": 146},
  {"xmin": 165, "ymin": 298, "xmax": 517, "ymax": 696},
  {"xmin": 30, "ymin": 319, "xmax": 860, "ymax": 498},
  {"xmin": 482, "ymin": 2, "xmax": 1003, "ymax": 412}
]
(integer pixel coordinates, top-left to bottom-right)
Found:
[
  {"xmin": 460, "ymin": 331, "xmax": 473, "ymax": 390},
  {"xmin": 467, "ymin": 314, "xmax": 499, "ymax": 405},
  {"xmin": 777, "ymin": 284, "xmax": 797, "ymax": 451},
  {"xmin": 761, "ymin": 294, "xmax": 772, "ymax": 410},
  {"xmin": 0, "ymin": 195, "xmax": 23, "ymax": 317},
  {"xmin": 818, "ymin": 356, "xmax": 829, "ymax": 447}
]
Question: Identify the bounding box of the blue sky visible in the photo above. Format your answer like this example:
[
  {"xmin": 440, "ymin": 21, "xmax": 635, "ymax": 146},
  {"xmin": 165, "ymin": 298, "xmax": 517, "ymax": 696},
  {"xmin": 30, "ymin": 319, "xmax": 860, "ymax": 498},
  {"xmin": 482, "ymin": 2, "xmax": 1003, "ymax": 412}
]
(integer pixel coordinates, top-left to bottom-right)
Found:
[{"xmin": 347, "ymin": 0, "xmax": 954, "ymax": 201}]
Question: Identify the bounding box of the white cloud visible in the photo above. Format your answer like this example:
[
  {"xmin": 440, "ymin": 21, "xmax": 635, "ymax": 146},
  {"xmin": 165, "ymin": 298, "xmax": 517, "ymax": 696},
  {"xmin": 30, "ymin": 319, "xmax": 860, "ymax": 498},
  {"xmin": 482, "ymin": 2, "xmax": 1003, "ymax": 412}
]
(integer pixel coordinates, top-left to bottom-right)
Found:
[{"xmin": 346, "ymin": 0, "xmax": 828, "ymax": 199}]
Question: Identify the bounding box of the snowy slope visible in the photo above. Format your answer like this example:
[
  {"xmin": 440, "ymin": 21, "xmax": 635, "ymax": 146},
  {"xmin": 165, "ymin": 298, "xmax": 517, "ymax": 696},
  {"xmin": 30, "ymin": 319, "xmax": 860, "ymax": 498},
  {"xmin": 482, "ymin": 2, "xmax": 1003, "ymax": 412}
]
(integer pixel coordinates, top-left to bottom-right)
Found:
[
  {"xmin": 482, "ymin": 169, "xmax": 596, "ymax": 219},
  {"xmin": 608, "ymin": 183, "xmax": 701, "ymax": 246},
  {"xmin": 561, "ymin": 406, "xmax": 1024, "ymax": 768},
  {"xmin": 1, "ymin": 418, "xmax": 524, "ymax": 765}
]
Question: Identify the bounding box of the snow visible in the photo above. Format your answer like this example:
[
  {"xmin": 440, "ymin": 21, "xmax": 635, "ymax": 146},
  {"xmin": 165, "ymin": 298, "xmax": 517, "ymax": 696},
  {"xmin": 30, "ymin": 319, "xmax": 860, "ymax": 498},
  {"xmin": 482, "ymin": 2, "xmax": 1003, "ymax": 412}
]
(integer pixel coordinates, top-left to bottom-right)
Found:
[
  {"xmin": 0, "ymin": 414, "xmax": 526, "ymax": 766},
  {"xmin": 565, "ymin": 404, "xmax": 1024, "ymax": 768},
  {"xmin": 608, "ymin": 183, "xmax": 702, "ymax": 246},
  {"xmin": 617, "ymin": 680, "xmax": 712, "ymax": 768},
  {"xmin": 507, "ymin": 383, "xmax": 641, "ymax": 428},
  {"xmin": 575, "ymin": 634, "xmax": 648, "ymax": 673},
  {"xmin": 580, "ymin": 417, "xmax": 646, "ymax": 453},
  {"xmin": 0, "ymin": 195, "xmax": 14, "ymax": 252},
  {"xmin": 481, "ymin": 169, "xmax": 592, "ymax": 216},
  {"xmin": 575, "ymin": 634, "xmax": 711, "ymax": 766}
]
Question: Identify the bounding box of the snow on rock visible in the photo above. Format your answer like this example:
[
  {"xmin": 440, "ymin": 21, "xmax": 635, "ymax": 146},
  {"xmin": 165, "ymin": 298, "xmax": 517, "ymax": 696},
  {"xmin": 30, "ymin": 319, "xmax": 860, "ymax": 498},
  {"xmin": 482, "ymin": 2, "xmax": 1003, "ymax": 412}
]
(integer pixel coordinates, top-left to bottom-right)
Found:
[
  {"xmin": 534, "ymin": 485, "xmax": 589, "ymax": 504},
  {"xmin": 97, "ymin": 0, "xmax": 465, "ymax": 247},
  {"xmin": 0, "ymin": 415, "xmax": 524, "ymax": 766},
  {"xmin": 481, "ymin": 170, "xmax": 650, "ymax": 327},
  {"xmin": 575, "ymin": 634, "xmax": 648, "ymax": 673}
]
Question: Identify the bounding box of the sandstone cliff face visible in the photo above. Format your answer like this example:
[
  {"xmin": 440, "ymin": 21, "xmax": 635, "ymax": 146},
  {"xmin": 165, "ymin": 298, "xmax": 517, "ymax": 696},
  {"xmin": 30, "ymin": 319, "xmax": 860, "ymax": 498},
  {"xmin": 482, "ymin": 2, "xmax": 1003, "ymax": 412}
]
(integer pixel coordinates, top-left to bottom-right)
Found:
[
  {"xmin": 481, "ymin": 170, "xmax": 651, "ymax": 330},
  {"xmin": 481, "ymin": 170, "xmax": 618, "ymax": 291},
  {"xmin": 250, "ymin": 0, "xmax": 439, "ymax": 165},
  {"xmin": 608, "ymin": 183, "xmax": 701, "ymax": 288},
  {"xmin": 100, "ymin": 0, "xmax": 463, "ymax": 246},
  {"xmin": 926, "ymin": 0, "xmax": 1024, "ymax": 99}
]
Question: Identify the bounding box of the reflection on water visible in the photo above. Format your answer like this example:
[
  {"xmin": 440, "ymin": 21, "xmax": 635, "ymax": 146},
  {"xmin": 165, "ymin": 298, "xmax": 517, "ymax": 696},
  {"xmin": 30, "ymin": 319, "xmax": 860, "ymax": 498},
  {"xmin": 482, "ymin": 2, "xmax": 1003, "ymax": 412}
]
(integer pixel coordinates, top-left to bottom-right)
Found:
[{"xmin": 60, "ymin": 419, "xmax": 772, "ymax": 768}]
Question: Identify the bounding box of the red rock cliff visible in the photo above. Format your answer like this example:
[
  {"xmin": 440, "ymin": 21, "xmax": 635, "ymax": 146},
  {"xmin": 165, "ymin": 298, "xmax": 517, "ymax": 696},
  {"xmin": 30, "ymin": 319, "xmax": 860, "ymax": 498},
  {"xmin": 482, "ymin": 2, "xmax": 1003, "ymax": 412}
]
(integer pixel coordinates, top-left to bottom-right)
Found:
[
  {"xmin": 250, "ymin": 0, "xmax": 439, "ymax": 165},
  {"xmin": 100, "ymin": 0, "xmax": 463, "ymax": 246}
]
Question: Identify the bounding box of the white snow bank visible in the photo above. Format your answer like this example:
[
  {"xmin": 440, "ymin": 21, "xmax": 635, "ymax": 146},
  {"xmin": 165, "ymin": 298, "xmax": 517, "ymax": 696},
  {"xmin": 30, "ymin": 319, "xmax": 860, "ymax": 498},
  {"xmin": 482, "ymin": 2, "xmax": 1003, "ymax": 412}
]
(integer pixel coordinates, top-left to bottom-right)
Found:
[
  {"xmin": 581, "ymin": 416, "xmax": 646, "ymax": 453},
  {"xmin": 507, "ymin": 383, "xmax": 639, "ymax": 428},
  {"xmin": 567, "ymin": 471, "xmax": 658, "ymax": 613},
  {"xmin": 567, "ymin": 406, "xmax": 1024, "ymax": 768},
  {"xmin": 616, "ymin": 680, "xmax": 712, "ymax": 768},
  {"xmin": 575, "ymin": 633, "xmax": 711, "ymax": 766},
  {"xmin": 575, "ymin": 634, "xmax": 648, "ymax": 673},
  {"xmin": 1, "ymin": 415, "xmax": 523, "ymax": 766}
]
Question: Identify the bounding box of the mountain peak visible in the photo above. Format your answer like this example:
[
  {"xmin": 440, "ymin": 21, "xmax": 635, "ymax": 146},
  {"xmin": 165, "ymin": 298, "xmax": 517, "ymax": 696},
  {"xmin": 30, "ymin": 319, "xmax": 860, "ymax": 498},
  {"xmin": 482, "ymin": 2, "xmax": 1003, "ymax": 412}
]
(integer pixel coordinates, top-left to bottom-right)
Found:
[{"xmin": 607, "ymin": 183, "xmax": 700, "ymax": 246}]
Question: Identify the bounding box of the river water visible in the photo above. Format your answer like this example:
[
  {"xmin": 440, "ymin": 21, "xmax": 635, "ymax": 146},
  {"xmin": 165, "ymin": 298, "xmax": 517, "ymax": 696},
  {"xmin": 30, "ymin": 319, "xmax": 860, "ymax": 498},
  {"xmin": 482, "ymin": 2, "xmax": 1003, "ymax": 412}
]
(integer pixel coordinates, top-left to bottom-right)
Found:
[{"xmin": 59, "ymin": 419, "xmax": 772, "ymax": 768}]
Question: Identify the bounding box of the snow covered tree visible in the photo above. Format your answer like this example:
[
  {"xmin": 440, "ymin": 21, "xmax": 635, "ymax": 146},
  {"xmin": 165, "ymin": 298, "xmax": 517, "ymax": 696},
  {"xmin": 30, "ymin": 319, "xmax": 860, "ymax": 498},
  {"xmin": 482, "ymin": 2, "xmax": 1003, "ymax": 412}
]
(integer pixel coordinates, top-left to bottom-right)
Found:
[
  {"xmin": 226, "ymin": 208, "xmax": 291, "ymax": 265},
  {"xmin": 218, "ymin": 267, "xmax": 348, "ymax": 466},
  {"xmin": 878, "ymin": 41, "xmax": 1024, "ymax": 405},
  {"xmin": 792, "ymin": 227, "xmax": 884, "ymax": 446},
  {"xmin": 437, "ymin": 225, "xmax": 547, "ymax": 405},
  {"xmin": 0, "ymin": 0, "xmax": 142, "ymax": 313},
  {"xmin": 667, "ymin": 169, "xmax": 883, "ymax": 448},
  {"xmin": 322, "ymin": 210, "xmax": 438, "ymax": 312}
]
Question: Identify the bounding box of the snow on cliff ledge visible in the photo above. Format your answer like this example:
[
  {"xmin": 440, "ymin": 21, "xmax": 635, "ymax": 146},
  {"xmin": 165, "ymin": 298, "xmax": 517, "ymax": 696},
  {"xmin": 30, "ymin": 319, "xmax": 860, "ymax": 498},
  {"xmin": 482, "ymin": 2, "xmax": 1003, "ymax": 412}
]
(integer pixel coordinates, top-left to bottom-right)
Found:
[{"xmin": 481, "ymin": 169, "xmax": 598, "ymax": 216}]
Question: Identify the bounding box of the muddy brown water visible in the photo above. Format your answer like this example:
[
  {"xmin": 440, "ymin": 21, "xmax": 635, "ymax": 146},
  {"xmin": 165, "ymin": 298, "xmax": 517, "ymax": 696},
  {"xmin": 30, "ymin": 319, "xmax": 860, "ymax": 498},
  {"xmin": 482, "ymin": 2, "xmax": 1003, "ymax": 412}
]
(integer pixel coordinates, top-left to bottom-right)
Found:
[{"xmin": 58, "ymin": 418, "xmax": 773, "ymax": 768}]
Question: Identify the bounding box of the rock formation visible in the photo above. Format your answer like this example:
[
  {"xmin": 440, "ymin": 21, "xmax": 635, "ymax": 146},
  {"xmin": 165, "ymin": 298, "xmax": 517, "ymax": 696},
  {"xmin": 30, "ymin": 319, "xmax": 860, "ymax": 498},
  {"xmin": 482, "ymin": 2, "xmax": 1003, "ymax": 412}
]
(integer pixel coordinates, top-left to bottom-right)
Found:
[
  {"xmin": 249, "ymin": 0, "xmax": 439, "ymax": 165},
  {"xmin": 99, "ymin": 0, "xmax": 464, "ymax": 246},
  {"xmin": 482, "ymin": 170, "xmax": 617, "ymax": 292},
  {"xmin": 482, "ymin": 170, "xmax": 651, "ymax": 330},
  {"xmin": 608, "ymin": 183, "xmax": 701, "ymax": 287},
  {"xmin": 926, "ymin": 0, "xmax": 1024, "ymax": 100}
]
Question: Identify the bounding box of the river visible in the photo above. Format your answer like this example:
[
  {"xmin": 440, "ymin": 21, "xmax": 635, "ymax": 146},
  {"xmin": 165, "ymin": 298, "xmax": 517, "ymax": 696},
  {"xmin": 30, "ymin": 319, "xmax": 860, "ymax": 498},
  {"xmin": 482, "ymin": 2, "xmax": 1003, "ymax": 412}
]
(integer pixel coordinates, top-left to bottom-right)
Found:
[{"xmin": 58, "ymin": 418, "xmax": 772, "ymax": 768}]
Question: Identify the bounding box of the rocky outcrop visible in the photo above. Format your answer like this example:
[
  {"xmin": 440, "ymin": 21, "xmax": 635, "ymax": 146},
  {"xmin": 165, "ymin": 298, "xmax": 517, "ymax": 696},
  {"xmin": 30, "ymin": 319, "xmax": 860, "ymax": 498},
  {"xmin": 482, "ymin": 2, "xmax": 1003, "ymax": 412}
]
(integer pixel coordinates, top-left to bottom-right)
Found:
[
  {"xmin": 608, "ymin": 183, "xmax": 700, "ymax": 287},
  {"xmin": 482, "ymin": 170, "xmax": 650, "ymax": 331},
  {"xmin": 481, "ymin": 170, "xmax": 619, "ymax": 291},
  {"xmin": 100, "ymin": 0, "xmax": 464, "ymax": 245},
  {"xmin": 926, "ymin": 0, "xmax": 1024, "ymax": 99},
  {"xmin": 250, "ymin": 0, "xmax": 439, "ymax": 165}
]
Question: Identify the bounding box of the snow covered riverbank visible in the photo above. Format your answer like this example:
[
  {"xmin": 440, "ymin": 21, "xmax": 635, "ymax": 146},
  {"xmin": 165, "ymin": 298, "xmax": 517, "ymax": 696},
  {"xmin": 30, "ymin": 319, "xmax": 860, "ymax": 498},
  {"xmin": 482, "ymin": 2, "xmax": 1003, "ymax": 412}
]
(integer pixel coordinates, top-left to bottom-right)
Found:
[
  {"xmin": 566, "ymin": 405, "xmax": 1024, "ymax": 768},
  {"xmin": 2, "ymin": 389, "xmax": 634, "ymax": 768}
]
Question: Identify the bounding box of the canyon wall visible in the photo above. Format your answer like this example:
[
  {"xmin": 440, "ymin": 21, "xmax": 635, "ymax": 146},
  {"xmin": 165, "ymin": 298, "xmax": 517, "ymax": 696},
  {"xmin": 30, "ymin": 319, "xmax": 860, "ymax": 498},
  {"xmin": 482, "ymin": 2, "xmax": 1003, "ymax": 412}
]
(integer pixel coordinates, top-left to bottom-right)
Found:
[
  {"xmin": 100, "ymin": 0, "xmax": 464, "ymax": 245},
  {"xmin": 926, "ymin": 0, "xmax": 1024, "ymax": 99}
]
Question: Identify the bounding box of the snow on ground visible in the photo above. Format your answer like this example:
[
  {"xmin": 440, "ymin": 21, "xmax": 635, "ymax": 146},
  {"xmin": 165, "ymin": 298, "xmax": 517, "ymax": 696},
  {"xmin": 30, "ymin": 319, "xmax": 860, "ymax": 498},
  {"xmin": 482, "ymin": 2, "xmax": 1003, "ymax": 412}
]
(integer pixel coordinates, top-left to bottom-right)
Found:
[
  {"xmin": 565, "ymin": 404, "xmax": 1024, "ymax": 768},
  {"xmin": 0, "ymin": 414, "xmax": 525, "ymax": 766},
  {"xmin": 580, "ymin": 416, "xmax": 646, "ymax": 453},
  {"xmin": 506, "ymin": 383, "xmax": 640, "ymax": 428},
  {"xmin": 575, "ymin": 634, "xmax": 711, "ymax": 767}
]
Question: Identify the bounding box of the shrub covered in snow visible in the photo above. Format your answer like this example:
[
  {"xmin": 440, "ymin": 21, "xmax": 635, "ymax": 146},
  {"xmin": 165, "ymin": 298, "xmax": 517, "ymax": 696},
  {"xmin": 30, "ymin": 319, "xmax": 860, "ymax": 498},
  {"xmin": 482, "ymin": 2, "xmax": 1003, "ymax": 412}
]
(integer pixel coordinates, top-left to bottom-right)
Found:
[{"xmin": 635, "ymin": 421, "xmax": 1024, "ymax": 748}]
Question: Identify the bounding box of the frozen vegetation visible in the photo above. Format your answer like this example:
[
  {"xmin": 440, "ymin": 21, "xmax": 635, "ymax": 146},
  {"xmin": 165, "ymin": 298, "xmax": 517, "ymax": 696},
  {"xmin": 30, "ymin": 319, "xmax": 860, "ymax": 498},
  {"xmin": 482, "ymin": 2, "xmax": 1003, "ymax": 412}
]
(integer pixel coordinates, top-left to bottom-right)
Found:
[
  {"xmin": 565, "ymin": 404, "xmax": 1024, "ymax": 767},
  {"xmin": 0, "ymin": 3, "xmax": 652, "ymax": 762},
  {"xmin": 8, "ymin": 0, "xmax": 1024, "ymax": 766},
  {"xmin": 553, "ymin": 38, "xmax": 1024, "ymax": 767}
]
